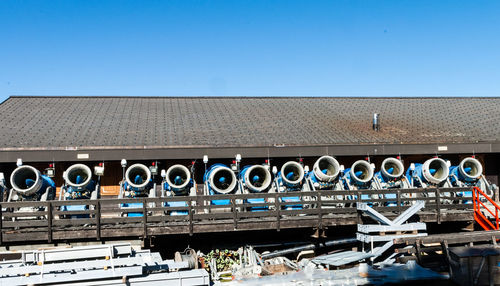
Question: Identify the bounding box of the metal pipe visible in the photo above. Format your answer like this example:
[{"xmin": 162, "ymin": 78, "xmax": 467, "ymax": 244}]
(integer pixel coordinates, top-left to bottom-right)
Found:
[{"xmin": 260, "ymin": 237, "xmax": 358, "ymax": 259}]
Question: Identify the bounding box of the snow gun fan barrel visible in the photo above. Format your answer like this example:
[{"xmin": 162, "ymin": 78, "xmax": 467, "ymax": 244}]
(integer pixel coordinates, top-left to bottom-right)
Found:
[
  {"xmin": 280, "ymin": 161, "xmax": 305, "ymax": 187},
  {"xmin": 125, "ymin": 163, "xmax": 152, "ymax": 190},
  {"xmin": 63, "ymin": 164, "xmax": 93, "ymax": 189},
  {"xmin": 421, "ymin": 158, "xmax": 449, "ymax": 184},
  {"xmin": 312, "ymin": 156, "xmax": 340, "ymax": 182},
  {"xmin": 241, "ymin": 165, "xmax": 272, "ymax": 193},
  {"xmin": 380, "ymin": 157, "xmax": 404, "ymax": 180},
  {"xmin": 165, "ymin": 164, "xmax": 192, "ymax": 192},
  {"xmin": 10, "ymin": 165, "xmax": 55, "ymax": 196},
  {"xmin": 349, "ymin": 160, "xmax": 374, "ymax": 185},
  {"xmin": 205, "ymin": 164, "xmax": 237, "ymax": 194},
  {"xmin": 457, "ymin": 157, "xmax": 483, "ymax": 182}
]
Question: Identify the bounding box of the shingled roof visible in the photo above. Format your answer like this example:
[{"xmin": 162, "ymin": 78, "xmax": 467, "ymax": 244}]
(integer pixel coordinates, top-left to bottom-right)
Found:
[{"xmin": 0, "ymin": 96, "xmax": 499, "ymax": 162}]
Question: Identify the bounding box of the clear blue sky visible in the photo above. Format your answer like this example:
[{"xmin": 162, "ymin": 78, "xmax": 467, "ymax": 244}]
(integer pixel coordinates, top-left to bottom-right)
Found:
[{"xmin": 1, "ymin": 1, "xmax": 499, "ymax": 102}]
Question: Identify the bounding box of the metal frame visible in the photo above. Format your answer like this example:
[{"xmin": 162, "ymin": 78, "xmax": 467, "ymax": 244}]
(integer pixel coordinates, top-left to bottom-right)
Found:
[
  {"xmin": 357, "ymin": 200, "xmax": 428, "ymax": 258},
  {"xmin": 0, "ymin": 243, "xmax": 209, "ymax": 286}
]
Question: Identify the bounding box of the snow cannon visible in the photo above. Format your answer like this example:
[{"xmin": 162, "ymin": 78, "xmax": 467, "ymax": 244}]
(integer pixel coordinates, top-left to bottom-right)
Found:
[
  {"xmin": 342, "ymin": 160, "xmax": 374, "ymax": 189},
  {"xmin": 309, "ymin": 156, "xmax": 340, "ymax": 184},
  {"xmin": 278, "ymin": 161, "xmax": 305, "ymax": 190},
  {"xmin": 119, "ymin": 162, "xmax": 155, "ymax": 217},
  {"xmin": 164, "ymin": 164, "xmax": 193, "ymax": 196},
  {"xmin": 448, "ymin": 157, "xmax": 495, "ymax": 199},
  {"xmin": 60, "ymin": 164, "xmax": 99, "ymax": 217},
  {"xmin": 240, "ymin": 164, "xmax": 273, "ymax": 211},
  {"xmin": 204, "ymin": 163, "xmax": 237, "ymax": 206},
  {"xmin": 123, "ymin": 163, "xmax": 153, "ymax": 197},
  {"xmin": 62, "ymin": 164, "xmax": 97, "ymax": 199},
  {"xmin": 407, "ymin": 157, "xmax": 449, "ymax": 187},
  {"xmin": 379, "ymin": 157, "xmax": 405, "ymax": 182},
  {"xmin": 373, "ymin": 157, "xmax": 411, "ymax": 188},
  {"xmin": 204, "ymin": 164, "xmax": 237, "ymax": 195},
  {"xmin": 240, "ymin": 165, "xmax": 272, "ymax": 193},
  {"xmin": 9, "ymin": 165, "xmax": 56, "ymax": 201},
  {"xmin": 372, "ymin": 157, "xmax": 411, "ymax": 205},
  {"xmin": 450, "ymin": 157, "xmax": 483, "ymax": 183},
  {"xmin": 277, "ymin": 161, "xmax": 305, "ymax": 210},
  {"xmin": 163, "ymin": 164, "xmax": 194, "ymax": 215}
]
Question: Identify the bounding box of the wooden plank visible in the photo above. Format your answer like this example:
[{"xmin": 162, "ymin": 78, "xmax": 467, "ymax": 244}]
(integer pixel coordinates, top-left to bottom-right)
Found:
[
  {"xmin": 436, "ymin": 189, "xmax": 442, "ymax": 224},
  {"xmin": 189, "ymin": 200, "xmax": 193, "ymax": 236},
  {"xmin": 96, "ymin": 200, "xmax": 101, "ymax": 240},
  {"xmin": 394, "ymin": 230, "xmax": 500, "ymax": 245},
  {"xmin": 142, "ymin": 199, "xmax": 147, "ymax": 239},
  {"xmin": 0, "ymin": 206, "xmax": 2, "ymax": 245}
]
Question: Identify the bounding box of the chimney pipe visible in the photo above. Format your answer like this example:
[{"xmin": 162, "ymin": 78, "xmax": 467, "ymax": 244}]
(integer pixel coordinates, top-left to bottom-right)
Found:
[{"xmin": 373, "ymin": 113, "xmax": 379, "ymax": 131}]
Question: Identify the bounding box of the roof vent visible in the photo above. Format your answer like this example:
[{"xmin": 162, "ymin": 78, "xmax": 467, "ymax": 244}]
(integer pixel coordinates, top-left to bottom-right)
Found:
[{"xmin": 373, "ymin": 113, "xmax": 380, "ymax": 131}]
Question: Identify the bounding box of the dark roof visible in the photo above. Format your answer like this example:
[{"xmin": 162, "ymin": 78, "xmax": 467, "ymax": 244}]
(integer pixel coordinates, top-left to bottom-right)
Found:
[{"xmin": 0, "ymin": 96, "xmax": 499, "ymax": 161}]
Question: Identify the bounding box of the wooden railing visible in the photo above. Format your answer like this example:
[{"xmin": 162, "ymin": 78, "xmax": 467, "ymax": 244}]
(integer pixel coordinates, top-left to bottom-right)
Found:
[{"xmin": 0, "ymin": 187, "xmax": 473, "ymax": 245}]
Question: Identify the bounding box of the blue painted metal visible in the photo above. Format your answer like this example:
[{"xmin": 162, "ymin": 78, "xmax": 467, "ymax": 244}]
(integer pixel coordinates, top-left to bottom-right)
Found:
[
  {"xmin": 163, "ymin": 179, "xmax": 192, "ymax": 215},
  {"xmin": 38, "ymin": 175, "xmax": 56, "ymax": 195},
  {"xmin": 19, "ymin": 174, "xmax": 56, "ymax": 200},
  {"xmin": 409, "ymin": 164, "xmax": 435, "ymax": 181},
  {"xmin": 448, "ymin": 159, "xmax": 482, "ymax": 202},
  {"xmin": 166, "ymin": 200, "xmax": 189, "ymax": 216},
  {"xmin": 121, "ymin": 176, "xmax": 153, "ymax": 217},
  {"xmin": 307, "ymin": 169, "xmax": 339, "ymax": 189},
  {"xmin": 277, "ymin": 164, "xmax": 303, "ymax": 210},
  {"xmin": 62, "ymin": 178, "xmax": 96, "ymax": 218},
  {"xmin": 204, "ymin": 163, "xmax": 237, "ymax": 206},
  {"xmin": 343, "ymin": 168, "xmax": 370, "ymax": 188},
  {"xmin": 120, "ymin": 202, "xmax": 144, "ymax": 217},
  {"xmin": 406, "ymin": 158, "xmax": 449, "ymax": 188},
  {"xmin": 60, "ymin": 204, "xmax": 88, "ymax": 218},
  {"xmin": 64, "ymin": 179, "xmax": 96, "ymax": 200},
  {"xmin": 240, "ymin": 165, "xmax": 271, "ymax": 211},
  {"xmin": 277, "ymin": 172, "xmax": 302, "ymax": 191},
  {"xmin": 449, "ymin": 165, "xmax": 475, "ymax": 184},
  {"xmin": 123, "ymin": 177, "xmax": 153, "ymax": 198},
  {"xmin": 163, "ymin": 179, "xmax": 193, "ymax": 196}
]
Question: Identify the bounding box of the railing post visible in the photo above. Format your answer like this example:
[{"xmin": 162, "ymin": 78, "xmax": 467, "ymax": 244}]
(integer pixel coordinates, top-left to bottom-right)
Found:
[
  {"xmin": 317, "ymin": 191, "xmax": 323, "ymax": 231},
  {"xmin": 188, "ymin": 199, "xmax": 193, "ymax": 236},
  {"xmin": 436, "ymin": 189, "xmax": 441, "ymax": 224},
  {"xmin": 0, "ymin": 203, "xmax": 3, "ymax": 245},
  {"xmin": 96, "ymin": 200, "xmax": 101, "ymax": 241},
  {"xmin": 356, "ymin": 191, "xmax": 362, "ymax": 224},
  {"xmin": 232, "ymin": 197, "xmax": 238, "ymax": 230},
  {"xmin": 275, "ymin": 192, "xmax": 280, "ymax": 232},
  {"xmin": 142, "ymin": 199, "xmax": 147, "ymax": 240},
  {"xmin": 397, "ymin": 190, "xmax": 402, "ymax": 214},
  {"xmin": 47, "ymin": 201, "xmax": 53, "ymax": 243}
]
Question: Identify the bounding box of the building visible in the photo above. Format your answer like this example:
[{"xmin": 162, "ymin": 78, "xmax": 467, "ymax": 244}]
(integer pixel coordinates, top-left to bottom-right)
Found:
[{"xmin": 0, "ymin": 96, "xmax": 499, "ymax": 196}]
